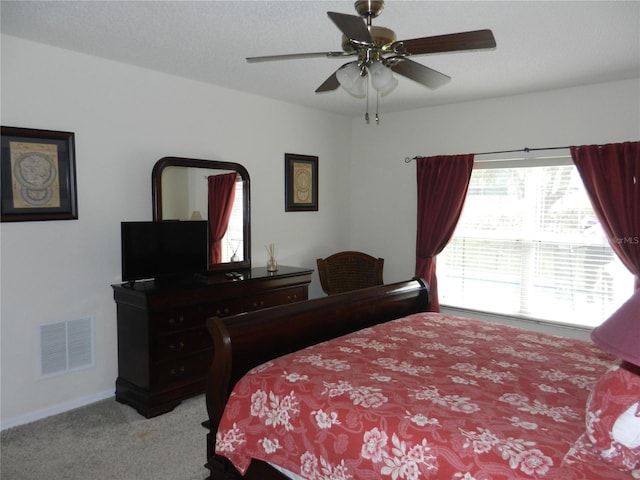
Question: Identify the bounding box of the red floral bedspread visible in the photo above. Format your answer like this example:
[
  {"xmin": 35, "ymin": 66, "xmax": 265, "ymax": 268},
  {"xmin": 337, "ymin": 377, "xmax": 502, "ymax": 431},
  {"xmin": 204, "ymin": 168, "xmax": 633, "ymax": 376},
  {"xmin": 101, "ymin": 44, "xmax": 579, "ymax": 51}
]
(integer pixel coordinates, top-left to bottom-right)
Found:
[{"xmin": 216, "ymin": 312, "xmax": 623, "ymax": 479}]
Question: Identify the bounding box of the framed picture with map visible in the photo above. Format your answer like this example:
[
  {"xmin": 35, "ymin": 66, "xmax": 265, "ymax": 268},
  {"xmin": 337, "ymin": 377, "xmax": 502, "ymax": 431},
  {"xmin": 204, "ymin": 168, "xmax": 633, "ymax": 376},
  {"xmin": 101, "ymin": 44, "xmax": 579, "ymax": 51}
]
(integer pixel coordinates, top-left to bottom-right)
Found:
[
  {"xmin": 1, "ymin": 127, "xmax": 77, "ymax": 222},
  {"xmin": 284, "ymin": 153, "xmax": 318, "ymax": 212}
]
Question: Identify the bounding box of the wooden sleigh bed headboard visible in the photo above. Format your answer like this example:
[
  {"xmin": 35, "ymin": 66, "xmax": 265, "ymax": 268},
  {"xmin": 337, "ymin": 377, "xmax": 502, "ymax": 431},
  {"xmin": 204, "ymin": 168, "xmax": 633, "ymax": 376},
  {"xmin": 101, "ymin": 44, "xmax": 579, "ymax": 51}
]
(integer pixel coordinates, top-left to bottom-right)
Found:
[{"xmin": 204, "ymin": 278, "xmax": 430, "ymax": 479}]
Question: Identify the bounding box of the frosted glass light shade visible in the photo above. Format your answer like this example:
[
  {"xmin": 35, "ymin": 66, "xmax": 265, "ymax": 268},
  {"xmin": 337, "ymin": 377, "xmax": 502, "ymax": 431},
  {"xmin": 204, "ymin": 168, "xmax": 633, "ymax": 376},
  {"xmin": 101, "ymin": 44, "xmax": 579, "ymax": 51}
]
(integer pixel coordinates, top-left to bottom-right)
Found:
[
  {"xmin": 336, "ymin": 63, "xmax": 366, "ymax": 98},
  {"xmin": 377, "ymin": 77, "xmax": 397, "ymax": 96},
  {"xmin": 369, "ymin": 61, "xmax": 398, "ymax": 96},
  {"xmin": 336, "ymin": 63, "xmax": 359, "ymax": 86},
  {"xmin": 349, "ymin": 75, "xmax": 367, "ymax": 97},
  {"xmin": 591, "ymin": 289, "xmax": 640, "ymax": 366}
]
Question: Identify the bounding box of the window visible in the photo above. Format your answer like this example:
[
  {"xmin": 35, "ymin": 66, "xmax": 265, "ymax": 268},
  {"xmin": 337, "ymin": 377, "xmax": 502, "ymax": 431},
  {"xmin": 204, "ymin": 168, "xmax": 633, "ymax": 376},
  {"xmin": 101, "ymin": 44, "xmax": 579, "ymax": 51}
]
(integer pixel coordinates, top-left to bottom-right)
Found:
[{"xmin": 438, "ymin": 154, "xmax": 634, "ymax": 328}]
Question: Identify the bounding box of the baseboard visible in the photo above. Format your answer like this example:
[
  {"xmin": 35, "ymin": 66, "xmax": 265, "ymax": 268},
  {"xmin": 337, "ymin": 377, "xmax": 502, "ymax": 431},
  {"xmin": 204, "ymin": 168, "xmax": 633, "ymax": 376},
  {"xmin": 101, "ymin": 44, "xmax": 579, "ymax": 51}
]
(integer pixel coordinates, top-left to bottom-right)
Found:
[{"xmin": 1, "ymin": 389, "xmax": 114, "ymax": 431}]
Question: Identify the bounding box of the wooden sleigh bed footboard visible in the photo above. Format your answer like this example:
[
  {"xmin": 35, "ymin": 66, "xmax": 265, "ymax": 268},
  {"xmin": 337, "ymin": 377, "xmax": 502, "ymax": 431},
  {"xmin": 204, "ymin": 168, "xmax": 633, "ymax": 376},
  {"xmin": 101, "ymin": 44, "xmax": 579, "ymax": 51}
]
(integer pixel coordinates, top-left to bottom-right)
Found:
[{"xmin": 204, "ymin": 278, "xmax": 430, "ymax": 480}]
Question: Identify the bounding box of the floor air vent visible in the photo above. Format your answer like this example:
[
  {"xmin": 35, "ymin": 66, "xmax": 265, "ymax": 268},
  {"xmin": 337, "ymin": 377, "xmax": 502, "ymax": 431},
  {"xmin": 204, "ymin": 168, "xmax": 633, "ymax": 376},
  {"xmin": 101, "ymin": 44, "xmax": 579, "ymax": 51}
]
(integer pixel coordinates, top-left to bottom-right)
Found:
[{"xmin": 40, "ymin": 317, "xmax": 94, "ymax": 377}]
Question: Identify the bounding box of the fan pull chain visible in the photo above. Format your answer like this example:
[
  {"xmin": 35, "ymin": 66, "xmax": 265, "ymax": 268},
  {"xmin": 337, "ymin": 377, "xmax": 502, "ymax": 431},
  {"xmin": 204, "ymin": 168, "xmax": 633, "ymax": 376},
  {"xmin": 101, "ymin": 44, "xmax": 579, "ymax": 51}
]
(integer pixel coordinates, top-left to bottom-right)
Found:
[
  {"xmin": 362, "ymin": 73, "xmax": 383, "ymax": 124},
  {"xmin": 365, "ymin": 79, "xmax": 370, "ymax": 124}
]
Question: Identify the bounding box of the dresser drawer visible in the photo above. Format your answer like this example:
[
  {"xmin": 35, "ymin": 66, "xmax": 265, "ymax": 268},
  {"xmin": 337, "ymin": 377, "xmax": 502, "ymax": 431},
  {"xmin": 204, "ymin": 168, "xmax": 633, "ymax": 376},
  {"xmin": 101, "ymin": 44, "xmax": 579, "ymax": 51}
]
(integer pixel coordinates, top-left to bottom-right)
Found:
[
  {"xmin": 155, "ymin": 306, "xmax": 204, "ymax": 333},
  {"xmin": 154, "ymin": 327, "xmax": 211, "ymax": 360},
  {"xmin": 245, "ymin": 286, "xmax": 307, "ymax": 311},
  {"xmin": 156, "ymin": 300, "xmax": 248, "ymax": 333},
  {"xmin": 152, "ymin": 350, "xmax": 212, "ymax": 388},
  {"xmin": 202, "ymin": 299, "xmax": 245, "ymax": 319}
]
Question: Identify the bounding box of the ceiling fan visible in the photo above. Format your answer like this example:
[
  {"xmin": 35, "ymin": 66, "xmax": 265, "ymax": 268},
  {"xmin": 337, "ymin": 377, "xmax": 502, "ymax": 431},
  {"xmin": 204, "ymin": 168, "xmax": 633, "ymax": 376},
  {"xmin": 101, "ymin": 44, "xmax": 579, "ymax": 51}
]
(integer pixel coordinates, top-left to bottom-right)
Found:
[{"xmin": 246, "ymin": 0, "xmax": 496, "ymax": 122}]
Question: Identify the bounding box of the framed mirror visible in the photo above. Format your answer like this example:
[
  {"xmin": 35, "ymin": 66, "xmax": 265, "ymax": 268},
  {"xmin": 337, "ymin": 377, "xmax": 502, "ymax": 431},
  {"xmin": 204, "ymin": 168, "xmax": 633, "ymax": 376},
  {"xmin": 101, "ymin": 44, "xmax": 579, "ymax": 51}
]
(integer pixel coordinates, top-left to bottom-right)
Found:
[{"xmin": 152, "ymin": 156, "xmax": 251, "ymax": 272}]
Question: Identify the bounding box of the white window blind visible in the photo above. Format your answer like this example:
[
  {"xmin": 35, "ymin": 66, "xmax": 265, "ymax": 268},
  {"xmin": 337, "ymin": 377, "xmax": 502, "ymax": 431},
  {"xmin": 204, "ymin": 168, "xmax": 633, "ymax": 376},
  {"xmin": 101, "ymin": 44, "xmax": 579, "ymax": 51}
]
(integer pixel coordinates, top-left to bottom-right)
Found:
[{"xmin": 438, "ymin": 155, "xmax": 634, "ymax": 327}]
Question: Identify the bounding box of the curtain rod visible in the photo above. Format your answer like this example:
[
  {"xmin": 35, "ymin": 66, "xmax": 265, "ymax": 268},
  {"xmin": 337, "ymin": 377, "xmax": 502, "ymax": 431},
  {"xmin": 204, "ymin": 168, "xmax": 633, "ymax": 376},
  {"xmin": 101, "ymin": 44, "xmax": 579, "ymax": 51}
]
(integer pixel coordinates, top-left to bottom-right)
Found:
[{"xmin": 404, "ymin": 145, "xmax": 571, "ymax": 163}]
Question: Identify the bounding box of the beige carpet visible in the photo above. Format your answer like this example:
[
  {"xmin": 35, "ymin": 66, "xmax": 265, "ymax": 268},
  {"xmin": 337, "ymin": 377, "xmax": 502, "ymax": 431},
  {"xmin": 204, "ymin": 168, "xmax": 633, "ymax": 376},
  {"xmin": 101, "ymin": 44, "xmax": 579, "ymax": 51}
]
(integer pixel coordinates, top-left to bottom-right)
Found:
[{"xmin": 1, "ymin": 394, "xmax": 209, "ymax": 480}]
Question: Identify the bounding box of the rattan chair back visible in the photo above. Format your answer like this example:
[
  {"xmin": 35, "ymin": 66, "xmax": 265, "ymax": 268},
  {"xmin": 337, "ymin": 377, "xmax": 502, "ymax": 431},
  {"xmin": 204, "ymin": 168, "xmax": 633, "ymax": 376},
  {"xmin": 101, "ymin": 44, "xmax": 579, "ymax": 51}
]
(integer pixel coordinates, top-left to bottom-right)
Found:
[{"xmin": 316, "ymin": 251, "xmax": 384, "ymax": 295}]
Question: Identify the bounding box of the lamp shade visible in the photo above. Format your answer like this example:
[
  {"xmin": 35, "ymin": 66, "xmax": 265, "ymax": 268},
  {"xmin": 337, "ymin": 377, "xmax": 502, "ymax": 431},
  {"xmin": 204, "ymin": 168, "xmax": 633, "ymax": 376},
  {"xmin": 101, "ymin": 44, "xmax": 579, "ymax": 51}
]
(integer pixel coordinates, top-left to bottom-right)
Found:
[
  {"xmin": 336, "ymin": 63, "xmax": 366, "ymax": 98},
  {"xmin": 349, "ymin": 75, "xmax": 367, "ymax": 98},
  {"xmin": 369, "ymin": 61, "xmax": 398, "ymax": 96},
  {"xmin": 591, "ymin": 289, "xmax": 640, "ymax": 366},
  {"xmin": 377, "ymin": 77, "xmax": 398, "ymax": 96}
]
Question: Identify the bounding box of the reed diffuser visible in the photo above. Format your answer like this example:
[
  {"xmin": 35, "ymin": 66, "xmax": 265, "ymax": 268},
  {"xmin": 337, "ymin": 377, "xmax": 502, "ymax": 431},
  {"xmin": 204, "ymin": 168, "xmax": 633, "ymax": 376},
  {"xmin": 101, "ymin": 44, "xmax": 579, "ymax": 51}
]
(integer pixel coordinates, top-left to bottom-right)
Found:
[
  {"xmin": 228, "ymin": 240, "xmax": 240, "ymax": 262},
  {"xmin": 265, "ymin": 243, "xmax": 278, "ymax": 272}
]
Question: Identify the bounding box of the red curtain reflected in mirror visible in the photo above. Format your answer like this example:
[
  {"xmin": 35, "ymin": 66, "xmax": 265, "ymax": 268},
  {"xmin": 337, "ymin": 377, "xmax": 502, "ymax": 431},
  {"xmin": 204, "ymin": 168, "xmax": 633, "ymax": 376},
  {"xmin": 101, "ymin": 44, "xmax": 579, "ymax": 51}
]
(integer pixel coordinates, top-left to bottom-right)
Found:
[{"xmin": 208, "ymin": 173, "xmax": 237, "ymax": 264}]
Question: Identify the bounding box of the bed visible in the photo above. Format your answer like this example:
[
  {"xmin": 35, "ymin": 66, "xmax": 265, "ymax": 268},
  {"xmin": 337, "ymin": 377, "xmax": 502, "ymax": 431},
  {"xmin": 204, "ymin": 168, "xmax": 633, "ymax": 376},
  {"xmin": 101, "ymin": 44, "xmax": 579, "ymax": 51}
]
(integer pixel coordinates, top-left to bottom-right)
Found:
[{"xmin": 204, "ymin": 278, "xmax": 635, "ymax": 479}]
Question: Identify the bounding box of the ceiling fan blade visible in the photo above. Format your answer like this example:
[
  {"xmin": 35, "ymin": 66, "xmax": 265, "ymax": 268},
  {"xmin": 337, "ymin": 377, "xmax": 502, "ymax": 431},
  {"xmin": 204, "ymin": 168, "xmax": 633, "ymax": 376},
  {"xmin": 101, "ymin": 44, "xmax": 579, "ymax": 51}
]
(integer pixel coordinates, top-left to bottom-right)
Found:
[
  {"xmin": 392, "ymin": 29, "xmax": 496, "ymax": 56},
  {"xmin": 315, "ymin": 72, "xmax": 340, "ymax": 93},
  {"xmin": 389, "ymin": 57, "xmax": 451, "ymax": 89},
  {"xmin": 247, "ymin": 51, "xmax": 349, "ymax": 63},
  {"xmin": 327, "ymin": 11, "xmax": 373, "ymax": 44}
]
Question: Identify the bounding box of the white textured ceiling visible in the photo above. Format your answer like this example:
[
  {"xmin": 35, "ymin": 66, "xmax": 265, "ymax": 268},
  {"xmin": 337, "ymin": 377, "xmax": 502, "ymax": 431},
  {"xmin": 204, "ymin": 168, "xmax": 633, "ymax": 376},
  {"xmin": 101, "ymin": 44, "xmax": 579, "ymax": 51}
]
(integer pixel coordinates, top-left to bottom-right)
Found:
[{"xmin": 2, "ymin": 1, "xmax": 639, "ymax": 118}]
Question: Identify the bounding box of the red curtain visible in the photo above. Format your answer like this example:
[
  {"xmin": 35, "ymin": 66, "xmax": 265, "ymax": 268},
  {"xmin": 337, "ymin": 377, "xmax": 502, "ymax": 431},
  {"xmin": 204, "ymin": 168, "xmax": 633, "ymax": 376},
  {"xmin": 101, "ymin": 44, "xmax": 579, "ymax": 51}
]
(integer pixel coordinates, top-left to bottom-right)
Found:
[
  {"xmin": 415, "ymin": 154, "xmax": 474, "ymax": 311},
  {"xmin": 208, "ymin": 173, "xmax": 237, "ymax": 265},
  {"xmin": 571, "ymin": 142, "xmax": 640, "ymax": 290}
]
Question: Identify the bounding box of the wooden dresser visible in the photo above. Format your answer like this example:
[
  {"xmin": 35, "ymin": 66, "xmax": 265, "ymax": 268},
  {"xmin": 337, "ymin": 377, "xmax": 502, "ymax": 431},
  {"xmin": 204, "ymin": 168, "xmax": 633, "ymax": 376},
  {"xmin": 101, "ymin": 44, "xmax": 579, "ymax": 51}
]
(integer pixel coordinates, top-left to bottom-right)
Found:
[{"xmin": 112, "ymin": 266, "xmax": 313, "ymax": 418}]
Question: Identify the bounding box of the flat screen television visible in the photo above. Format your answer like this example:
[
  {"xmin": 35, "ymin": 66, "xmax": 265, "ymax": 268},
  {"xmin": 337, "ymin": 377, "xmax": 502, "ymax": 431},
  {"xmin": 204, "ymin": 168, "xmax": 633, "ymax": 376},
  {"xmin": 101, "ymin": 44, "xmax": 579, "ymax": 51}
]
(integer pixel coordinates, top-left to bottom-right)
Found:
[{"xmin": 121, "ymin": 221, "xmax": 208, "ymax": 283}]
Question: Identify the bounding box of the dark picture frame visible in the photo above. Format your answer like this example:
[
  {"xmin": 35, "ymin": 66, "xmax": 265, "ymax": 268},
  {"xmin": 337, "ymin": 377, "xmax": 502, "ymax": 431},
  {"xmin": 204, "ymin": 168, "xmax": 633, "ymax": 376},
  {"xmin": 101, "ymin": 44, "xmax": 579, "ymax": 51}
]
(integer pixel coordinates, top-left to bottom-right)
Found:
[
  {"xmin": 1, "ymin": 126, "xmax": 78, "ymax": 222},
  {"xmin": 285, "ymin": 153, "xmax": 318, "ymax": 212}
]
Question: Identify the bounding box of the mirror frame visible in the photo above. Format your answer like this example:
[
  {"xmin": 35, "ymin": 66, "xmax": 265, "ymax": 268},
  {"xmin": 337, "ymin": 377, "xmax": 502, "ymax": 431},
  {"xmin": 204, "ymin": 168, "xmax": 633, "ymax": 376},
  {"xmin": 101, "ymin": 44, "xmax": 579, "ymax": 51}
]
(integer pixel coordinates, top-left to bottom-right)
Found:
[{"xmin": 152, "ymin": 156, "xmax": 251, "ymax": 273}]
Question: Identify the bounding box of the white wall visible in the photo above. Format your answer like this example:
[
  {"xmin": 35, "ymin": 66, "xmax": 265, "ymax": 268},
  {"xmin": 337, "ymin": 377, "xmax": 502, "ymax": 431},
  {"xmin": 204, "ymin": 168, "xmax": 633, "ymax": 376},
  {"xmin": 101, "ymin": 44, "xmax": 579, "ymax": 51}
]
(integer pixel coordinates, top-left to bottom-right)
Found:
[
  {"xmin": 0, "ymin": 35, "xmax": 352, "ymax": 427},
  {"xmin": 348, "ymin": 79, "xmax": 640, "ymax": 287}
]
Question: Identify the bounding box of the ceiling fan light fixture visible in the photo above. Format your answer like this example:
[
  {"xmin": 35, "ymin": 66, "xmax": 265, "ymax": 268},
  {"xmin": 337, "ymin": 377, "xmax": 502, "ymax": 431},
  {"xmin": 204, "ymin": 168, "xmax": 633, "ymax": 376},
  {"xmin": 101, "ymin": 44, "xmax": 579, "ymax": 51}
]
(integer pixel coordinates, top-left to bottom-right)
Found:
[
  {"xmin": 377, "ymin": 76, "xmax": 398, "ymax": 96},
  {"xmin": 349, "ymin": 75, "xmax": 367, "ymax": 98},
  {"xmin": 336, "ymin": 63, "xmax": 367, "ymax": 97},
  {"xmin": 368, "ymin": 61, "xmax": 397, "ymax": 95}
]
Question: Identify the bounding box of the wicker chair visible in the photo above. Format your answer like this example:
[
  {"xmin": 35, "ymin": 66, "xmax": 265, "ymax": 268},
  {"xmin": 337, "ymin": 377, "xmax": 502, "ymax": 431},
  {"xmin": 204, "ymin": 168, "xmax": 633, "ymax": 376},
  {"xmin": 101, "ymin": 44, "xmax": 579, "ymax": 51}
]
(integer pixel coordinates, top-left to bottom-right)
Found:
[{"xmin": 316, "ymin": 251, "xmax": 384, "ymax": 295}]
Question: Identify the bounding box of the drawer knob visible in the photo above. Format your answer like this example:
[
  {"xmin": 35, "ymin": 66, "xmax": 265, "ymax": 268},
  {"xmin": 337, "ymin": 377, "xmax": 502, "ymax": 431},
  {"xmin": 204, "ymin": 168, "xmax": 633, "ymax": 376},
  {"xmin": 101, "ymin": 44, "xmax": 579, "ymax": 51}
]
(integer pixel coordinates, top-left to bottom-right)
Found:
[
  {"xmin": 252, "ymin": 300, "xmax": 265, "ymax": 309},
  {"xmin": 288, "ymin": 294, "xmax": 298, "ymax": 301},
  {"xmin": 169, "ymin": 341, "xmax": 185, "ymax": 352},
  {"xmin": 169, "ymin": 366, "xmax": 185, "ymax": 376},
  {"xmin": 168, "ymin": 316, "xmax": 185, "ymax": 326},
  {"xmin": 215, "ymin": 307, "xmax": 229, "ymax": 316}
]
